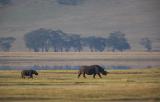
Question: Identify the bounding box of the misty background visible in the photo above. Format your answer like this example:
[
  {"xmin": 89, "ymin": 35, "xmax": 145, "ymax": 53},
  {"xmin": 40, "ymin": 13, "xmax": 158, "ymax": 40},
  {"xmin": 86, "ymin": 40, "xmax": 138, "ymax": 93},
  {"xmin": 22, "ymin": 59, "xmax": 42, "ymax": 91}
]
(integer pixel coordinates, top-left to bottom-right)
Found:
[{"xmin": 0, "ymin": 0, "xmax": 160, "ymax": 51}]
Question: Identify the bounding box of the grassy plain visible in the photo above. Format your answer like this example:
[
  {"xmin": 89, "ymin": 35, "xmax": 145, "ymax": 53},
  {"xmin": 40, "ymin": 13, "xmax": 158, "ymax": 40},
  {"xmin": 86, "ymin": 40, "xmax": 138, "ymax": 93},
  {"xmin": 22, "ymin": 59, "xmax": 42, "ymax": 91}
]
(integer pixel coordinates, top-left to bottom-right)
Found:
[
  {"xmin": 0, "ymin": 68, "xmax": 160, "ymax": 102},
  {"xmin": 0, "ymin": 52, "xmax": 160, "ymax": 66}
]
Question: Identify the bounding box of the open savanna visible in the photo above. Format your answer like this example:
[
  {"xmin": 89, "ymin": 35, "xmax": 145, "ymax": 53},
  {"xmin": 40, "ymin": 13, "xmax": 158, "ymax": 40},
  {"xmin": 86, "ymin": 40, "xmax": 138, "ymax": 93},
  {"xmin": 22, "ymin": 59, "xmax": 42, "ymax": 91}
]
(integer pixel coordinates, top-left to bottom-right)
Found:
[
  {"xmin": 0, "ymin": 52, "xmax": 160, "ymax": 66},
  {"xmin": 0, "ymin": 68, "xmax": 160, "ymax": 102}
]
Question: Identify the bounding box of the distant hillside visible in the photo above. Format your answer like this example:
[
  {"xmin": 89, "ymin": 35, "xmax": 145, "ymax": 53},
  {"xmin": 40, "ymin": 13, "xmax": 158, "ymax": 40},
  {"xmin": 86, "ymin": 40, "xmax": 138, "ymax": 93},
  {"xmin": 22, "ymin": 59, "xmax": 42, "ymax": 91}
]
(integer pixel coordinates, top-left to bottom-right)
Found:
[{"xmin": 0, "ymin": 0, "xmax": 160, "ymax": 51}]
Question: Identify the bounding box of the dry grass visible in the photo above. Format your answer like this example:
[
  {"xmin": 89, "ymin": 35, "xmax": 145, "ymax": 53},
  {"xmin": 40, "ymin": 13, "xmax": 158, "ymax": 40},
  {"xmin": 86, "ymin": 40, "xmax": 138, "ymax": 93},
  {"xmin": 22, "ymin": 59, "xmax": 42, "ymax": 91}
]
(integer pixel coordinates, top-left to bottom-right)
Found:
[
  {"xmin": 0, "ymin": 68, "xmax": 160, "ymax": 102},
  {"xmin": 0, "ymin": 52, "xmax": 160, "ymax": 66},
  {"xmin": 0, "ymin": 52, "xmax": 160, "ymax": 58}
]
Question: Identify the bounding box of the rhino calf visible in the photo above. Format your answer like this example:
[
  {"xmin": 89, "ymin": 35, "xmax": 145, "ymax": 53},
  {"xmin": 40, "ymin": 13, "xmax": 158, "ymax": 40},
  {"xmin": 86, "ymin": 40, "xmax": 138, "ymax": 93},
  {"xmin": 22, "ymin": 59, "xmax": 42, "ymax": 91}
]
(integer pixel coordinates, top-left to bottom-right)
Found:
[
  {"xmin": 21, "ymin": 70, "xmax": 38, "ymax": 79},
  {"xmin": 78, "ymin": 65, "xmax": 108, "ymax": 78}
]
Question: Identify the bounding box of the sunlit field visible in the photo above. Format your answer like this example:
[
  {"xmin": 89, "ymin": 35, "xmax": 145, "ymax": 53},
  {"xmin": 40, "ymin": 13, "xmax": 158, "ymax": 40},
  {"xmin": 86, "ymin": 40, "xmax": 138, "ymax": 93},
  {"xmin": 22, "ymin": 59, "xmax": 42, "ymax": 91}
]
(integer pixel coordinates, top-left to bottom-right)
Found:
[
  {"xmin": 0, "ymin": 68, "xmax": 160, "ymax": 102},
  {"xmin": 0, "ymin": 52, "xmax": 160, "ymax": 102}
]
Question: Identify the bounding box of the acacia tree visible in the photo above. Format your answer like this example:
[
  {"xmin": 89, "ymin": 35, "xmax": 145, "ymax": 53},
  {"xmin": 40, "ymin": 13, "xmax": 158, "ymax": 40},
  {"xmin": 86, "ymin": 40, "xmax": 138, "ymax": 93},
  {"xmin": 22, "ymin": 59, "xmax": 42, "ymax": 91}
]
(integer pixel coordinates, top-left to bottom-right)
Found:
[
  {"xmin": 47, "ymin": 30, "xmax": 82, "ymax": 52},
  {"xmin": 24, "ymin": 29, "xmax": 69, "ymax": 52},
  {"xmin": 62, "ymin": 34, "xmax": 72, "ymax": 52},
  {"xmin": 140, "ymin": 37, "xmax": 152, "ymax": 51},
  {"xmin": 24, "ymin": 28, "xmax": 51, "ymax": 52},
  {"xmin": 81, "ymin": 36, "xmax": 107, "ymax": 52},
  {"xmin": 94, "ymin": 37, "xmax": 107, "ymax": 52},
  {"xmin": 49, "ymin": 30, "xmax": 65, "ymax": 52},
  {"xmin": 69, "ymin": 34, "xmax": 82, "ymax": 52},
  {"xmin": 0, "ymin": 37, "xmax": 16, "ymax": 51},
  {"xmin": 107, "ymin": 31, "xmax": 131, "ymax": 51},
  {"xmin": 81, "ymin": 36, "xmax": 95, "ymax": 52}
]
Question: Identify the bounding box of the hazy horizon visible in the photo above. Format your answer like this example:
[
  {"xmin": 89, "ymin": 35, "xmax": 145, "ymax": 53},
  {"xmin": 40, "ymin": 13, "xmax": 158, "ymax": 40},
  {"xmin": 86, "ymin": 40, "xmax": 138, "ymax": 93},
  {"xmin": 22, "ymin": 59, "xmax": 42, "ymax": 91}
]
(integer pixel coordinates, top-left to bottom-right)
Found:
[{"xmin": 0, "ymin": 0, "xmax": 160, "ymax": 51}]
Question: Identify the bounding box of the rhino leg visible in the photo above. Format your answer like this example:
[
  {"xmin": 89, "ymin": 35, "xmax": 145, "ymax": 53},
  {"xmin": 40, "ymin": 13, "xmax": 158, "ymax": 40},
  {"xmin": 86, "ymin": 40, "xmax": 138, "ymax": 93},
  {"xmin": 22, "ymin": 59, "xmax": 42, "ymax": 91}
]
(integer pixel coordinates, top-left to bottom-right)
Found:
[
  {"xmin": 21, "ymin": 72, "xmax": 25, "ymax": 79},
  {"xmin": 97, "ymin": 73, "xmax": 102, "ymax": 78},
  {"xmin": 21, "ymin": 75, "xmax": 25, "ymax": 79},
  {"xmin": 83, "ymin": 72, "xmax": 86, "ymax": 78},
  {"xmin": 31, "ymin": 75, "xmax": 33, "ymax": 78},
  {"xmin": 77, "ymin": 72, "xmax": 81, "ymax": 78},
  {"xmin": 28, "ymin": 72, "xmax": 33, "ymax": 79},
  {"xmin": 93, "ymin": 73, "xmax": 96, "ymax": 78},
  {"xmin": 30, "ymin": 74, "xmax": 33, "ymax": 79}
]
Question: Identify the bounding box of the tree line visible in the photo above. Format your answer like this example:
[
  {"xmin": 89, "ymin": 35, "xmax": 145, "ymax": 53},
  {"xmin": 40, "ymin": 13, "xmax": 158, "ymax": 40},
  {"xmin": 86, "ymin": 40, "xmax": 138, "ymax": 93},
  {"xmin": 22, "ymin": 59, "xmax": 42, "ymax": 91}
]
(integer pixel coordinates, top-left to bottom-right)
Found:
[
  {"xmin": 0, "ymin": 28, "xmax": 153, "ymax": 52},
  {"xmin": 24, "ymin": 28, "xmax": 131, "ymax": 52},
  {"xmin": 0, "ymin": 37, "xmax": 16, "ymax": 51}
]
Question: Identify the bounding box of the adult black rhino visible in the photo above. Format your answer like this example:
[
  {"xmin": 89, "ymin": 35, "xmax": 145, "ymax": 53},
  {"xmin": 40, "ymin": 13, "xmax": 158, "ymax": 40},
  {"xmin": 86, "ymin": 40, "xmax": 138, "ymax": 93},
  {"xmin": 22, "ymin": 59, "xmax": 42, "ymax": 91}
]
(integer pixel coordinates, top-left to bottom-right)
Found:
[
  {"xmin": 21, "ymin": 70, "xmax": 38, "ymax": 79},
  {"xmin": 78, "ymin": 65, "xmax": 108, "ymax": 78}
]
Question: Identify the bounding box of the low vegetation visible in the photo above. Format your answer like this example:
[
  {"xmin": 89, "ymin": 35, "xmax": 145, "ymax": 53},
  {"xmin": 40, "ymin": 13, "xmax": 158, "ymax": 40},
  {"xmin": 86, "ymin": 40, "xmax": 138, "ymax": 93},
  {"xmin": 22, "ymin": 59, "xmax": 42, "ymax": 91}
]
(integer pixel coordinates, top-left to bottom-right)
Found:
[
  {"xmin": 0, "ymin": 68, "xmax": 160, "ymax": 102},
  {"xmin": 0, "ymin": 52, "xmax": 160, "ymax": 67}
]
